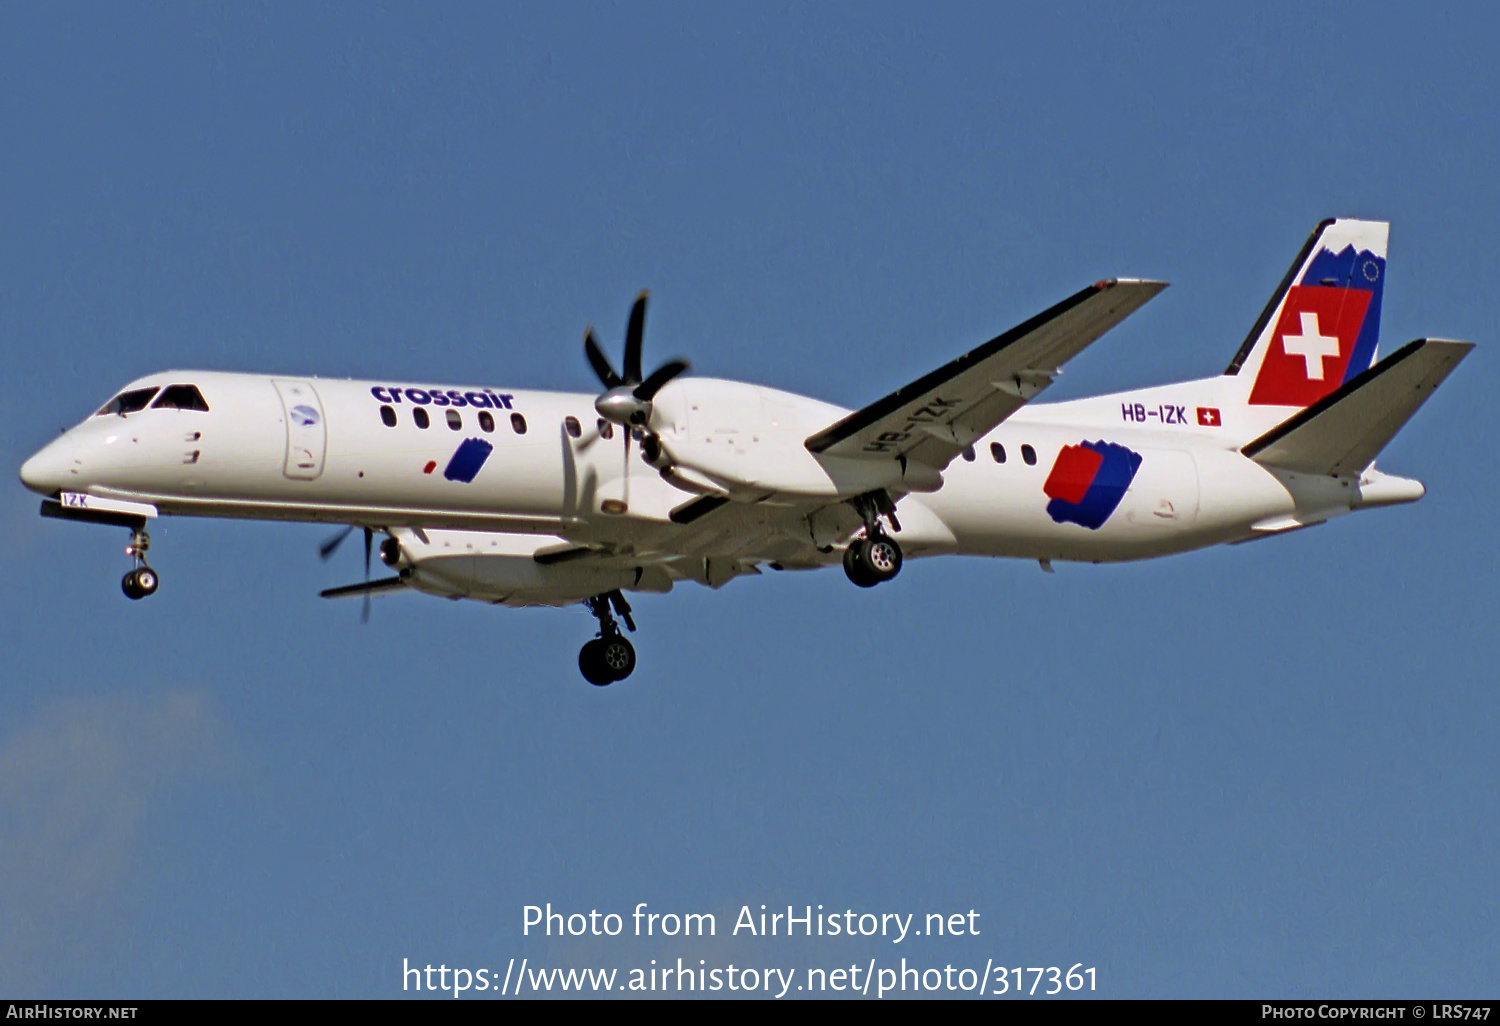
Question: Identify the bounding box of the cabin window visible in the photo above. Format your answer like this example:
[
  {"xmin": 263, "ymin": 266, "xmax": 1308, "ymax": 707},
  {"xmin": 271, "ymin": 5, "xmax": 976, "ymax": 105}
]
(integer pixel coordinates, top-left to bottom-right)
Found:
[
  {"xmin": 961, "ymin": 445, "xmax": 976, "ymax": 462},
  {"xmin": 1022, "ymin": 444, "xmax": 1037, "ymax": 466},
  {"xmin": 380, "ymin": 405, "xmax": 397, "ymax": 427},
  {"xmin": 564, "ymin": 416, "xmax": 582, "ymax": 438},
  {"xmin": 446, "ymin": 409, "xmax": 462, "ymax": 430},
  {"xmin": 990, "ymin": 442, "xmax": 1006, "ymax": 463},
  {"xmin": 478, "ymin": 410, "xmax": 495, "ymax": 432},
  {"xmin": 510, "ymin": 412, "xmax": 528, "ymax": 435},
  {"xmin": 96, "ymin": 387, "xmax": 159, "ymax": 416},
  {"xmin": 413, "ymin": 407, "xmax": 430, "ymax": 429},
  {"xmin": 597, "ymin": 419, "xmax": 613, "ymax": 440},
  {"xmin": 152, "ymin": 384, "xmax": 210, "ymax": 411}
]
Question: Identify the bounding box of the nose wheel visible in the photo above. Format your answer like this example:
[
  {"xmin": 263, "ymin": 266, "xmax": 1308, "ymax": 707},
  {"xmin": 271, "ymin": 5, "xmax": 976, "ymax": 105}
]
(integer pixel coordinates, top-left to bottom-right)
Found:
[
  {"xmin": 121, "ymin": 528, "xmax": 160, "ymax": 600},
  {"xmin": 122, "ymin": 567, "xmax": 158, "ymax": 599},
  {"xmin": 580, "ymin": 590, "xmax": 638, "ymax": 686}
]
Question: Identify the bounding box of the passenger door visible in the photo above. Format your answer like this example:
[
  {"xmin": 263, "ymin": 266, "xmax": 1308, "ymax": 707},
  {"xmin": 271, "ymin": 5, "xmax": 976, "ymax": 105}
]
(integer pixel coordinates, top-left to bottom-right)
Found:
[{"xmin": 272, "ymin": 379, "xmax": 327, "ymax": 481}]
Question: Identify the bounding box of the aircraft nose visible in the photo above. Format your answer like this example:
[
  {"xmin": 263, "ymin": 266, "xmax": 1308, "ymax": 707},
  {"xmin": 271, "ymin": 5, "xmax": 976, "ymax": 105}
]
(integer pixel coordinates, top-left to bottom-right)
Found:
[{"xmin": 19, "ymin": 436, "xmax": 76, "ymax": 495}]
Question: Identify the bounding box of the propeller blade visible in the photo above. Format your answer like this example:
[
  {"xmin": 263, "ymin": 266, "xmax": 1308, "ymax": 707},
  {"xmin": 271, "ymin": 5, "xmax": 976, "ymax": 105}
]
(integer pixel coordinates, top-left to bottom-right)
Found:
[
  {"xmin": 319, "ymin": 524, "xmax": 355, "ymax": 561},
  {"xmin": 634, "ymin": 358, "xmax": 690, "ymax": 401},
  {"xmin": 361, "ymin": 528, "xmax": 374, "ymax": 623},
  {"xmin": 622, "ymin": 428, "xmax": 631, "ymax": 504},
  {"xmin": 575, "ymin": 421, "xmax": 603, "ymax": 451},
  {"xmin": 584, "ymin": 328, "xmax": 622, "ymax": 389},
  {"xmin": 622, "ymin": 291, "xmax": 648, "ymax": 384}
]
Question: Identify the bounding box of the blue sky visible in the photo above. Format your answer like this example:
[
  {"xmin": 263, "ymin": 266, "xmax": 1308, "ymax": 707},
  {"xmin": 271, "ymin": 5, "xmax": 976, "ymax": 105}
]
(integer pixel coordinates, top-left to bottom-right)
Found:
[{"xmin": 1, "ymin": 2, "xmax": 1495, "ymax": 998}]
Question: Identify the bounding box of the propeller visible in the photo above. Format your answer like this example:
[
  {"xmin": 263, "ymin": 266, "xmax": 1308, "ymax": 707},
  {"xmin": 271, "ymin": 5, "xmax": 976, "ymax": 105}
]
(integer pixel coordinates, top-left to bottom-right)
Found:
[
  {"xmin": 579, "ymin": 292, "xmax": 690, "ymax": 498},
  {"xmin": 319, "ymin": 525, "xmax": 375, "ymax": 623},
  {"xmin": 584, "ymin": 292, "xmax": 690, "ymax": 426},
  {"xmin": 318, "ymin": 524, "xmax": 357, "ymax": 561}
]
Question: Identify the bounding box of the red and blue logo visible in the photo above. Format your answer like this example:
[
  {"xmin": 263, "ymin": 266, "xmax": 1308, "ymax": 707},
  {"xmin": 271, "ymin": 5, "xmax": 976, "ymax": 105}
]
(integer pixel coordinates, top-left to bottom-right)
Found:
[
  {"xmin": 1043, "ymin": 441, "xmax": 1142, "ymax": 530},
  {"xmin": 443, "ymin": 438, "xmax": 493, "ymax": 483}
]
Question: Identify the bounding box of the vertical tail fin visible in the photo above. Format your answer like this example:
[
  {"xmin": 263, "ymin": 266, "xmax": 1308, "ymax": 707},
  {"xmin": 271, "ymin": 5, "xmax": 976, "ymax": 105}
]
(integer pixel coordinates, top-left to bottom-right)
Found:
[{"xmin": 1223, "ymin": 218, "xmax": 1388, "ymax": 408}]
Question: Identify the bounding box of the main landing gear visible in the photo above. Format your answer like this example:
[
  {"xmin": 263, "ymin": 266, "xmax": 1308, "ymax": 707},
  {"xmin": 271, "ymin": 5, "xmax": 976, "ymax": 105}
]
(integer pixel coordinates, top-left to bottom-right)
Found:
[
  {"xmin": 579, "ymin": 590, "xmax": 637, "ymax": 686},
  {"xmin": 842, "ymin": 492, "xmax": 904, "ymax": 589},
  {"xmin": 121, "ymin": 527, "xmax": 159, "ymax": 600}
]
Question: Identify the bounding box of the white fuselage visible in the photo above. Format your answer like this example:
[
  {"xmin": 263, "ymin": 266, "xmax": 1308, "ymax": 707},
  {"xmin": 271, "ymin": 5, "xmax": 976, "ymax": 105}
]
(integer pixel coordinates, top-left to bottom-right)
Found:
[{"xmin": 19, "ymin": 369, "xmax": 1421, "ymax": 607}]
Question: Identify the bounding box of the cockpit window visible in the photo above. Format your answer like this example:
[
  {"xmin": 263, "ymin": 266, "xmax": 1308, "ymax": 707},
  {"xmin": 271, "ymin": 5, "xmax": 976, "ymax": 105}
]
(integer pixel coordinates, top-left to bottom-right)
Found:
[
  {"xmin": 151, "ymin": 384, "xmax": 210, "ymax": 412},
  {"xmin": 96, "ymin": 387, "xmax": 160, "ymax": 416}
]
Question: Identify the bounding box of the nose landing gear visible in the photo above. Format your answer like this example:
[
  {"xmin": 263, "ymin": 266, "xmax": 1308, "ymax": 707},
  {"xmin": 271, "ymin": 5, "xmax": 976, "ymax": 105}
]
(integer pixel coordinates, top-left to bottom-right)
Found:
[
  {"xmin": 121, "ymin": 528, "xmax": 159, "ymax": 600},
  {"xmin": 579, "ymin": 590, "xmax": 637, "ymax": 686}
]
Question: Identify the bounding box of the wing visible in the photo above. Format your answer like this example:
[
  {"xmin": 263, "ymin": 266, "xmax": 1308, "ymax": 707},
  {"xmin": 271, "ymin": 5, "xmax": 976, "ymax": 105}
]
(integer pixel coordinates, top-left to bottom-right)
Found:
[{"xmin": 804, "ymin": 279, "xmax": 1166, "ymax": 469}]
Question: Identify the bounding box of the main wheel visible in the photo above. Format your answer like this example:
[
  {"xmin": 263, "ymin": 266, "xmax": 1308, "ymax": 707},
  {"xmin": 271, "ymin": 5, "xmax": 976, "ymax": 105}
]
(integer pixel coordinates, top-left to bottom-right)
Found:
[
  {"xmin": 860, "ymin": 535, "xmax": 903, "ymax": 582},
  {"xmin": 598, "ymin": 635, "xmax": 636, "ymax": 682},
  {"xmin": 843, "ymin": 544, "xmax": 878, "ymax": 588},
  {"xmin": 843, "ymin": 535, "xmax": 903, "ymax": 587},
  {"xmin": 579, "ymin": 639, "xmax": 614, "ymax": 686},
  {"xmin": 122, "ymin": 569, "xmax": 144, "ymax": 600}
]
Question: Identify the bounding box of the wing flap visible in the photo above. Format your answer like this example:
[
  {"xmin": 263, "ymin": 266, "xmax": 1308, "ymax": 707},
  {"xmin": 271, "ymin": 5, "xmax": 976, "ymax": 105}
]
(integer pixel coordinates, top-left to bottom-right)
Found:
[
  {"xmin": 804, "ymin": 278, "xmax": 1166, "ymax": 468},
  {"xmin": 1241, "ymin": 338, "xmax": 1474, "ymax": 476}
]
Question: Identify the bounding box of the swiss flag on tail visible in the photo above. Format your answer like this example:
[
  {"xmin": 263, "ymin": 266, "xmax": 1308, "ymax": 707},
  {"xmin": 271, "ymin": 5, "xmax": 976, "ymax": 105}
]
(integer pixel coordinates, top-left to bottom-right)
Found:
[
  {"xmin": 1196, "ymin": 407, "xmax": 1221, "ymax": 427},
  {"xmin": 1248, "ymin": 286, "xmax": 1372, "ymax": 406}
]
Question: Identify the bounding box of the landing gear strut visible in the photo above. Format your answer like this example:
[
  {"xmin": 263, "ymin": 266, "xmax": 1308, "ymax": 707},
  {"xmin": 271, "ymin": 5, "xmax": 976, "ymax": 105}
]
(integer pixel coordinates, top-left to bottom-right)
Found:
[
  {"xmin": 842, "ymin": 492, "xmax": 904, "ymax": 588},
  {"xmin": 579, "ymin": 590, "xmax": 637, "ymax": 686},
  {"xmin": 121, "ymin": 527, "xmax": 159, "ymax": 600}
]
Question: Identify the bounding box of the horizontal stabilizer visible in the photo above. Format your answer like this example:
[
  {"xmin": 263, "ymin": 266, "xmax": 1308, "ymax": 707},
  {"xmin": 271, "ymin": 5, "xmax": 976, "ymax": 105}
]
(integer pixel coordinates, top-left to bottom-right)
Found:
[
  {"xmin": 1241, "ymin": 338, "xmax": 1473, "ymax": 476},
  {"xmin": 320, "ymin": 575, "xmax": 409, "ymax": 599}
]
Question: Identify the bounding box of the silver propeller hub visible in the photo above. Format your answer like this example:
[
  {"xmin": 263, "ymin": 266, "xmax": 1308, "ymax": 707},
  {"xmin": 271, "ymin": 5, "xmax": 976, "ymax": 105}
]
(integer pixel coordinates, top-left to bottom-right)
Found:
[{"xmin": 595, "ymin": 387, "xmax": 651, "ymax": 427}]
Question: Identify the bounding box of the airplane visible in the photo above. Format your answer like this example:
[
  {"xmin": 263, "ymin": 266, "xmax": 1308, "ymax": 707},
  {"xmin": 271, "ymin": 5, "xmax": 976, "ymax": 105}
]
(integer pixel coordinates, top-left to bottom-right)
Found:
[{"xmin": 18, "ymin": 218, "xmax": 1473, "ymax": 685}]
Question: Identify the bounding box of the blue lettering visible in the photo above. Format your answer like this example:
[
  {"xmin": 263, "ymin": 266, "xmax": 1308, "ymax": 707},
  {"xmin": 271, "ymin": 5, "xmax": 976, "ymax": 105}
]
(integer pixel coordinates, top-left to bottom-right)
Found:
[{"xmin": 377, "ymin": 385, "xmax": 518, "ymax": 411}]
